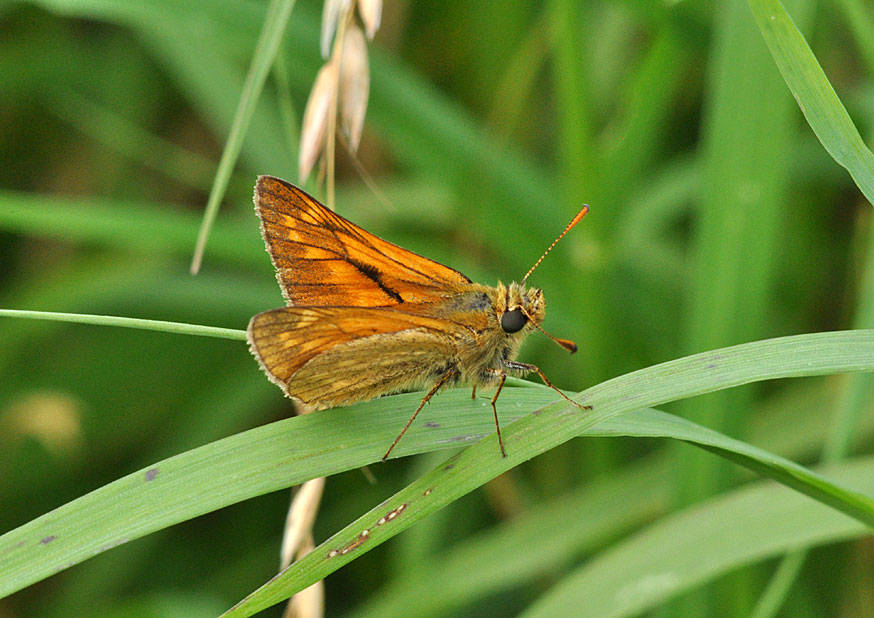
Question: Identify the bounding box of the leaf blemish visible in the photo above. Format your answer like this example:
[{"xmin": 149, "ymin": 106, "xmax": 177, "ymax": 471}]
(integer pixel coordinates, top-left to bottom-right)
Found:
[
  {"xmin": 145, "ymin": 468, "xmax": 159, "ymax": 481},
  {"xmin": 327, "ymin": 504, "xmax": 408, "ymax": 558},
  {"xmin": 379, "ymin": 503, "xmax": 407, "ymax": 524},
  {"xmin": 40, "ymin": 535, "xmax": 56, "ymax": 544},
  {"xmin": 328, "ymin": 529, "xmax": 371, "ymax": 557}
]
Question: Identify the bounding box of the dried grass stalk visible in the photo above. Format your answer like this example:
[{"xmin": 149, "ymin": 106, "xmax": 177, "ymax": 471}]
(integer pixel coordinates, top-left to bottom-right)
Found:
[
  {"xmin": 339, "ymin": 22, "xmax": 370, "ymax": 153},
  {"xmin": 298, "ymin": 60, "xmax": 339, "ymax": 182},
  {"xmin": 357, "ymin": 0, "xmax": 381, "ymax": 40},
  {"xmin": 281, "ymin": 535, "xmax": 325, "ymax": 618}
]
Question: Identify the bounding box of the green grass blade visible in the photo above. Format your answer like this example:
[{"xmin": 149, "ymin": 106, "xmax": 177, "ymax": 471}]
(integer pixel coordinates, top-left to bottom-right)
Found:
[
  {"xmin": 0, "ymin": 320, "xmax": 871, "ymax": 606},
  {"xmin": 648, "ymin": 412, "xmax": 874, "ymax": 527},
  {"xmin": 220, "ymin": 330, "xmax": 874, "ymax": 615},
  {"xmin": 0, "ymin": 191, "xmax": 262, "ymax": 265},
  {"xmin": 751, "ymin": 176, "xmax": 874, "ymax": 618},
  {"xmin": 749, "ymin": 552, "xmax": 808, "ymax": 618},
  {"xmin": 521, "ymin": 456, "xmax": 874, "ymax": 618},
  {"xmin": 350, "ymin": 458, "xmax": 668, "ymax": 618},
  {"xmin": 350, "ymin": 377, "xmax": 873, "ymax": 618},
  {"xmin": 0, "ymin": 309, "xmax": 245, "ymax": 341},
  {"xmin": 44, "ymin": 89, "xmax": 223, "ymax": 192},
  {"xmin": 348, "ymin": 396, "xmax": 874, "ymax": 618},
  {"xmin": 547, "ymin": 0, "xmax": 597, "ymax": 203},
  {"xmin": 749, "ymin": 0, "xmax": 874, "ymax": 205},
  {"xmin": 835, "ymin": 0, "xmax": 874, "ymax": 74},
  {"xmin": 190, "ymin": 0, "xmax": 297, "ymax": 273}
]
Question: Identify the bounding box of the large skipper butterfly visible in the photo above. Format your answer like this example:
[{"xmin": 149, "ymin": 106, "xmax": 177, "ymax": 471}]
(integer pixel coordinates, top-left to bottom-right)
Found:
[{"xmin": 247, "ymin": 176, "xmax": 590, "ymax": 459}]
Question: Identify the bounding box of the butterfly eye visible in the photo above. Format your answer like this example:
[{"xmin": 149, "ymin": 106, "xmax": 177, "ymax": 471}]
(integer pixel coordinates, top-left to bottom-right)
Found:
[{"xmin": 500, "ymin": 308, "xmax": 527, "ymax": 333}]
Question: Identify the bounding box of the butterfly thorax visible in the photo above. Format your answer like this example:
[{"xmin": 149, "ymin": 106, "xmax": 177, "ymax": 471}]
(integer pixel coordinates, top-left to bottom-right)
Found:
[{"xmin": 438, "ymin": 280, "xmax": 545, "ymax": 387}]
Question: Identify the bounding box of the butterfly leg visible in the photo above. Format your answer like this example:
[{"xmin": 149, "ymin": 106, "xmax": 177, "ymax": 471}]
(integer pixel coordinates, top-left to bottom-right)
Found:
[
  {"xmin": 471, "ymin": 385, "xmax": 477, "ymax": 400},
  {"xmin": 503, "ymin": 361, "xmax": 592, "ymax": 411},
  {"xmin": 382, "ymin": 369, "xmax": 457, "ymax": 461},
  {"xmin": 486, "ymin": 370, "xmax": 509, "ymax": 458}
]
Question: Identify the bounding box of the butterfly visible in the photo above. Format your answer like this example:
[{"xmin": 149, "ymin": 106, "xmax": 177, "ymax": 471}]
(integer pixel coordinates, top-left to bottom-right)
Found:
[{"xmin": 247, "ymin": 176, "xmax": 590, "ymax": 459}]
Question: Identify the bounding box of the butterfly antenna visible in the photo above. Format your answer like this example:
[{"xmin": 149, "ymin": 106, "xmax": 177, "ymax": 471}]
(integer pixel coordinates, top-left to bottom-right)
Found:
[
  {"xmin": 521, "ymin": 308, "xmax": 578, "ymax": 354},
  {"xmin": 522, "ymin": 205, "xmax": 590, "ymax": 284}
]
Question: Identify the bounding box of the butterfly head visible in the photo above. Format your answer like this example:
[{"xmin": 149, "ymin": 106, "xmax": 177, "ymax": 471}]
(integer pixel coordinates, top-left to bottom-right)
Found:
[
  {"xmin": 497, "ymin": 282, "xmax": 576, "ymax": 354},
  {"xmin": 499, "ymin": 282, "xmax": 544, "ymax": 333}
]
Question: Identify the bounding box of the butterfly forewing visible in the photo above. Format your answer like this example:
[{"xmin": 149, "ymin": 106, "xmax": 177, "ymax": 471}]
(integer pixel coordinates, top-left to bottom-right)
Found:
[{"xmin": 255, "ymin": 176, "xmax": 470, "ymax": 307}]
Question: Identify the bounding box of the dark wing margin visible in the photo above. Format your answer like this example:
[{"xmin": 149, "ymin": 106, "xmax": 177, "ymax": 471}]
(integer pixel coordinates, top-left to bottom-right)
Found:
[{"xmin": 254, "ymin": 175, "xmax": 471, "ymax": 307}]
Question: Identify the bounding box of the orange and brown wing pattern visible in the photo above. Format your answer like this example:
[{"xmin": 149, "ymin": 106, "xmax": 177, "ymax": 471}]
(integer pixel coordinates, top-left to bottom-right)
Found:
[
  {"xmin": 255, "ymin": 175, "xmax": 471, "ymax": 307},
  {"xmin": 247, "ymin": 306, "xmax": 458, "ymax": 406}
]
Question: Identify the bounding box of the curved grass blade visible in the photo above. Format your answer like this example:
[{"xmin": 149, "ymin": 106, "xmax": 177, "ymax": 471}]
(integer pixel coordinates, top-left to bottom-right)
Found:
[
  {"xmin": 1, "ymin": 331, "xmax": 872, "ymax": 605},
  {"xmin": 521, "ymin": 455, "xmax": 874, "ymax": 618},
  {"xmin": 0, "ymin": 191, "xmax": 263, "ymax": 266},
  {"xmin": 749, "ymin": 0, "xmax": 874, "ymax": 205},
  {"xmin": 349, "ymin": 422, "xmax": 874, "ymax": 618},
  {"xmin": 190, "ymin": 0, "xmax": 297, "ymax": 273},
  {"xmin": 222, "ymin": 330, "xmax": 874, "ymax": 616},
  {"xmin": 0, "ymin": 309, "xmax": 245, "ymax": 341}
]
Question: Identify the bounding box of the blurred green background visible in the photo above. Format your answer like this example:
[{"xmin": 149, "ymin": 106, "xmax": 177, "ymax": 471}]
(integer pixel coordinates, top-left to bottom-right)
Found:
[{"xmin": 2, "ymin": 1, "xmax": 873, "ymax": 616}]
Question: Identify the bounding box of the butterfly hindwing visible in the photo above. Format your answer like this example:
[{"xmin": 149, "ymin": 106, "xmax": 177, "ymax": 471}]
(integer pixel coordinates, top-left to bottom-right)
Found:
[
  {"xmin": 248, "ymin": 306, "xmax": 458, "ymax": 406},
  {"xmin": 254, "ymin": 176, "xmax": 471, "ymax": 307}
]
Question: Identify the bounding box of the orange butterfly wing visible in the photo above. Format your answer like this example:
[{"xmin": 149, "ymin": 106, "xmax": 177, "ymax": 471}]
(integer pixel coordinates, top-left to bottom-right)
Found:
[
  {"xmin": 254, "ymin": 175, "xmax": 471, "ymax": 307},
  {"xmin": 248, "ymin": 306, "xmax": 459, "ymax": 406}
]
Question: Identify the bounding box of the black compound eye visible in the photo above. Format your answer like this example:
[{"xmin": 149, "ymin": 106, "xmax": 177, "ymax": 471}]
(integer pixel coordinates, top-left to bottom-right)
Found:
[{"xmin": 500, "ymin": 308, "xmax": 527, "ymax": 333}]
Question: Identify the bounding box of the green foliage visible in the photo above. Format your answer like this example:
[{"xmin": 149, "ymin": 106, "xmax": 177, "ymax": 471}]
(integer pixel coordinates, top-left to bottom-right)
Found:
[{"xmin": 1, "ymin": 1, "xmax": 873, "ymax": 617}]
